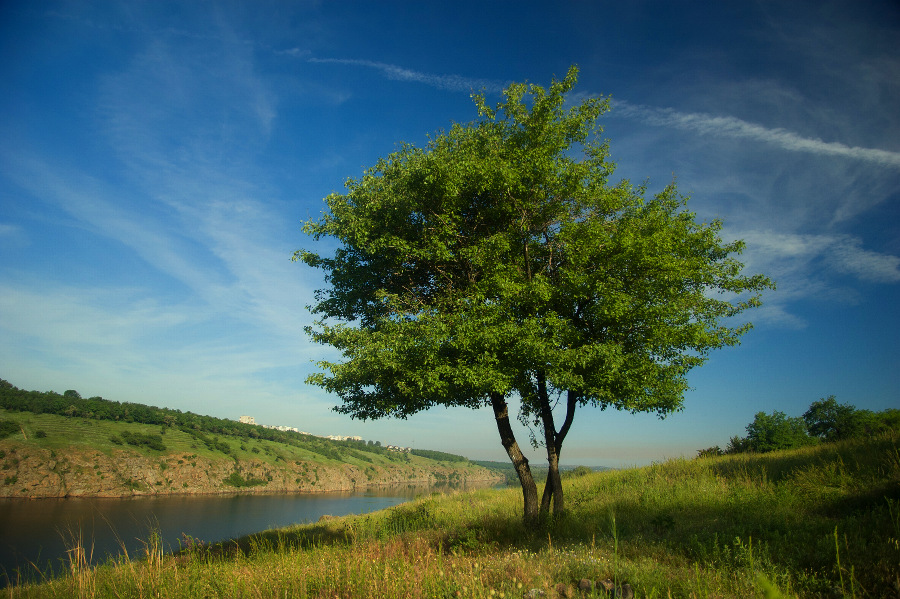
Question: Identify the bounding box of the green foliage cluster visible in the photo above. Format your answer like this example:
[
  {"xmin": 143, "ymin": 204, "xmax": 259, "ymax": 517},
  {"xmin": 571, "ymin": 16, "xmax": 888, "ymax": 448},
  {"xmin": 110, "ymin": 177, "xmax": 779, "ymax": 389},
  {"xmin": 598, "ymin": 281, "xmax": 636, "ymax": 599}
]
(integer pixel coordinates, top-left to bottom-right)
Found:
[
  {"xmin": 222, "ymin": 471, "xmax": 268, "ymax": 488},
  {"xmin": 0, "ymin": 418, "xmax": 18, "ymax": 439},
  {"xmin": 745, "ymin": 410, "xmax": 815, "ymax": 453},
  {"xmin": 562, "ymin": 465, "xmax": 593, "ymax": 478},
  {"xmin": 409, "ymin": 449, "xmax": 467, "ymax": 463},
  {"xmin": 704, "ymin": 396, "xmax": 900, "ymax": 456},
  {"xmin": 118, "ymin": 431, "xmax": 166, "ymax": 451},
  {"xmin": 803, "ymin": 395, "xmax": 899, "ymax": 441}
]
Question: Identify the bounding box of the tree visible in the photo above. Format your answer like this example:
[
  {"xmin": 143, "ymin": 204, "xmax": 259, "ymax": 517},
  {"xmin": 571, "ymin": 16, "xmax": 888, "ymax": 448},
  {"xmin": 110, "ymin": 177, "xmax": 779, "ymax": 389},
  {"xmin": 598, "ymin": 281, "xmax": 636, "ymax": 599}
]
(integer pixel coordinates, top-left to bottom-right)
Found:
[
  {"xmin": 872, "ymin": 408, "xmax": 900, "ymax": 435},
  {"xmin": 802, "ymin": 396, "xmax": 870, "ymax": 442},
  {"xmin": 745, "ymin": 410, "xmax": 815, "ymax": 452},
  {"xmin": 295, "ymin": 66, "xmax": 772, "ymax": 523},
  {"xmin": 725, "ymin": 435, "xmax": 752, "ymax": 454}
]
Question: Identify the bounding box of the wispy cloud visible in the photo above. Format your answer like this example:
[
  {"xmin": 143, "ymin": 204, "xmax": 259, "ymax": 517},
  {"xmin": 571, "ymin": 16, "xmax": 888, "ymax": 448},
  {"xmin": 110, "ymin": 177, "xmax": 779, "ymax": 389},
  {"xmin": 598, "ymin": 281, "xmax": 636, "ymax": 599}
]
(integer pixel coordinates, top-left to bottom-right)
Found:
[
  {"xmin": 728, "ymin": 229, "xmax": 900, "ymax": 328},
  {"xmin": 613, "ymin": 101, "xmax": 900, "ymax": 169},
  {"xmin": 304, "ymin": 57, "xmax": 900, "ymax": 170},
  {"xmin": 741, "ymin": 230, "xmax": 900, "ymax": 284},
  {"xmin": 306, "ymin": 57, "xmax": 508, "ymax": 94}
]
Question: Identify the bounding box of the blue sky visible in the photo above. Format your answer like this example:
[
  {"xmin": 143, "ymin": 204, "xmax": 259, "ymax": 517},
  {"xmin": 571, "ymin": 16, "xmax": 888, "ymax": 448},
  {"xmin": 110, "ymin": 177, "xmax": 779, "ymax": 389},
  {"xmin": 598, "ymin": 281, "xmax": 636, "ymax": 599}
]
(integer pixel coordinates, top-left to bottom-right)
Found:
[{"xmin": 1, "ymin": 1, "xmax": 898, "ymax": 467}]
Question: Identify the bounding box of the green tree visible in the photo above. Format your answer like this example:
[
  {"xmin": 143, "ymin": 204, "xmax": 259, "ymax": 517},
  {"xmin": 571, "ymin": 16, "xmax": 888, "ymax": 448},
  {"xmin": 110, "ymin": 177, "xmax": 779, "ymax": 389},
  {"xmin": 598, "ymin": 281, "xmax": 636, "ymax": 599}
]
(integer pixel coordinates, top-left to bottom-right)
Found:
[
  {"xmin": 872, "ymin": 408, "xmax": 900, "ymax": 434},
  {"xmin": 725, "ymin": 435, "xmax": 752, "ymax": 454},
  {"xmin": 295, "ymin": 67, "xmax": 772, "ymax": 523},
  {"xmin": 746, "ymin": 410, "xmax": 815, "ymax": 452},
  {"xmin": 802, "ymin": 396, "xmax": 871, "ymax": 442}
]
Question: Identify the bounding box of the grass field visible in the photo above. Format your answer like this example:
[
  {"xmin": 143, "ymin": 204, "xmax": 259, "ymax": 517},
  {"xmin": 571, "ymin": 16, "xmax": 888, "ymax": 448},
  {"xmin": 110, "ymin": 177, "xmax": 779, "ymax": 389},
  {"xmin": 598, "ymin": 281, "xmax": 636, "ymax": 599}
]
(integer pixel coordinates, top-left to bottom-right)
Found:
[{"xmin": 4, "ymin": 434, "xmax": 898, "ymax": 598}]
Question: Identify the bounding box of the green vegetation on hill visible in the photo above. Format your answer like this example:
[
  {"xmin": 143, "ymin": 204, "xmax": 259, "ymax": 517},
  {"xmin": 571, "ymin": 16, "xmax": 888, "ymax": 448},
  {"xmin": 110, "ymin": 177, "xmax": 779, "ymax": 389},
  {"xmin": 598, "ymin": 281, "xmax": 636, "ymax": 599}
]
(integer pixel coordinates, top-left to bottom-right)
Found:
[
  {"xmin": 408, "ymin": 449, "xmax": 467, "ymax": 463},
  {"xmin": 0, "ymin": 378, "xmax": 502, "ymax": 498},
  {"xmin": 9, "ymin": 435, "xmax": 898, "ymax": 597},
  {"xmin": 0, "ymin": 378, "xmax": 459, "ymax": 467},
  {"xmin": 698, "ymin": 396, "xmax": 900, "ymax": 457}
]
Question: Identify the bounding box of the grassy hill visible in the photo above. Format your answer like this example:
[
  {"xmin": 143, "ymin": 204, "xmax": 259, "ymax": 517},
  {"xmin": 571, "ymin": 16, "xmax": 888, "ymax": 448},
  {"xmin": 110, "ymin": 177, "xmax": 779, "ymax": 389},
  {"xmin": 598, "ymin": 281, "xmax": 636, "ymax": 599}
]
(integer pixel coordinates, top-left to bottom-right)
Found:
[{"xmin": 7, "ymin": 434, "xmax": 899, "ymax": 597}]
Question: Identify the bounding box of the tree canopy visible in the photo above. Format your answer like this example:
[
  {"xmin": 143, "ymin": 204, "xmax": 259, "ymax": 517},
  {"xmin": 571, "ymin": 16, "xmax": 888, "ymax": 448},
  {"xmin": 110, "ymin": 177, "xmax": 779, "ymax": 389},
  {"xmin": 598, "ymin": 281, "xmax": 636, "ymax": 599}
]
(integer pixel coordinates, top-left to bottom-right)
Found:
[
  {"xmin": 745, "ymin": 410, "xmax": 815, "ymax": 453},
  {"xmin": 295, "ymin": 66, "xmax": 773, "ymax": 522}
]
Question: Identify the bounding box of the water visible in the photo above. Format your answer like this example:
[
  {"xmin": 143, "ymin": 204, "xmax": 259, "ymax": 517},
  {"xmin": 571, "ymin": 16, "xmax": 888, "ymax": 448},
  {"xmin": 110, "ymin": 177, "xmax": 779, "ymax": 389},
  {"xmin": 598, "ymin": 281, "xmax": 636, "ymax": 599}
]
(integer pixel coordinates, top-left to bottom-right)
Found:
[{"xmin": 0, "ymin": 483, "xmax": 479, "ymax": 585}]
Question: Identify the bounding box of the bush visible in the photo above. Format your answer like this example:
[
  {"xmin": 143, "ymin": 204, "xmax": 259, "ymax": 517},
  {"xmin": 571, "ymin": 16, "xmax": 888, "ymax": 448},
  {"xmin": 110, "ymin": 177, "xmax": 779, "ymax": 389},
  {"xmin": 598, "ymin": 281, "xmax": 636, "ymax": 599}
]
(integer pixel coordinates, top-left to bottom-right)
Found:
[
  {"xmin": 34, "ymin": 430, "xmax": 47, "ymax": 439},
  {"xmin": 746, "ymin": 411, "xmax": 816, "ymax": 453},
  {"xmin": 223, "ymin": 472, "xmax": 267, "ymax": 488},
  {"xmin": 120, "ymin": 431, "xmax": 166, "ymax": 451},
  {"xmin": 564, "ymin": 465, "xmax": 594, "ymax": 478},
  {"xmin": 0, "ymin": 419, "xmax": 19, "ymax": 439},
  {"xmin": 696, "ymin": 446, "xmax": 723, "ymax": 458}
]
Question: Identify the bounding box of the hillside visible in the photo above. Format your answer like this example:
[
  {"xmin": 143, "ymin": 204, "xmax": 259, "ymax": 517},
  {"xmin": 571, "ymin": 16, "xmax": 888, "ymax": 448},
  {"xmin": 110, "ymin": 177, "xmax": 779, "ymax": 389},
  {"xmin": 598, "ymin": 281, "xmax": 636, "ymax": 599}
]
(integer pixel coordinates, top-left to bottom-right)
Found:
[{"xmin": 0, "ymin": 380, "xmax": 502, "ymax": 498}]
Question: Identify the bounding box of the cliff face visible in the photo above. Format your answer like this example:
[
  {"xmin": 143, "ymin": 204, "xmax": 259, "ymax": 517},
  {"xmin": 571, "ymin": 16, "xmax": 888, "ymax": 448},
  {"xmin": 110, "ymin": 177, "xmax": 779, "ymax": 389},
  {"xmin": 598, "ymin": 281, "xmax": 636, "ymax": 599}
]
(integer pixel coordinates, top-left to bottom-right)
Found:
[{"xmin": 0, "ymin": 443, "xmax": 503, "ymax": 498}]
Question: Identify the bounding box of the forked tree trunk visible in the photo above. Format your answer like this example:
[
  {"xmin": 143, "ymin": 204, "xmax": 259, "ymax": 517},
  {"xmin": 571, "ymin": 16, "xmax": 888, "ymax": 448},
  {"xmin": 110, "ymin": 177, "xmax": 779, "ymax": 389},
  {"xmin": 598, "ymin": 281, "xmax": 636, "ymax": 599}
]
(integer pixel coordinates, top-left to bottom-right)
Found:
[
  {"xmin": 538, "ymin": 385, "xmax": 579, "ymax": 518},
  {"xmin": 540, "ymin": 447, "xmax": 565, "ymax": 515},
  {"xmin": 490, "ymin": 392, "xmax": 539, "ymax": 523}
]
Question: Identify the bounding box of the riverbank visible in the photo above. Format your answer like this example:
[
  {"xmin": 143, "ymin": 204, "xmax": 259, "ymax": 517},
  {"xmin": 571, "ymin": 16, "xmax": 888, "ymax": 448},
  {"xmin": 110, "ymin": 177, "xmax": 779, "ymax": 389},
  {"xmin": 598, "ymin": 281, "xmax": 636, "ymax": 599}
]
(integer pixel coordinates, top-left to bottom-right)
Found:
[{"xmin": 5, "ymin": 436, "xmax": 898, "ymax": 598}]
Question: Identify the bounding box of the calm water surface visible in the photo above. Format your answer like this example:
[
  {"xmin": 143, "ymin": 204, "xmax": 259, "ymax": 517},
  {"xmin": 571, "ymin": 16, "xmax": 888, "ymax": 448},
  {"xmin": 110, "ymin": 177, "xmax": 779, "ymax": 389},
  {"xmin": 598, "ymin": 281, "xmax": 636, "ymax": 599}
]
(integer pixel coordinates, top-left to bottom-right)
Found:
[{"xmin": 0, "ymin": 483, "xmax": 483, "ymax": 583}]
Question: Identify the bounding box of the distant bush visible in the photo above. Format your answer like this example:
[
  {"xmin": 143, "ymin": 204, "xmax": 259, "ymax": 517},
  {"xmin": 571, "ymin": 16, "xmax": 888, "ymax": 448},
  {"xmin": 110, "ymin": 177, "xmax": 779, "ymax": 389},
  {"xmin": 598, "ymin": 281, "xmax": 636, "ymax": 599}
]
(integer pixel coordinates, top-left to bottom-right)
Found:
[
  {"xmin": 34, "ymin": 430, "xmax": 47, "ymax": 439},
  {"xmin": 410, "ymin": 449, "xmax": 468, "ymax": 463},
  {"xmin": 696, "ymin": 446, "xmax": 724, "ymax": 458},
  {"xmin": 223, "ymin": 472, "xmax": 267, "ymax": 488},
  {"xmin": 120, "ymin": 431, "xmax": 166, "ymax": 451},
  {"xmin": 563, "ymin": 465, "xmax": 594, "ymax": 478},
  {"xmin": 0, "ymin": 419, "xmax": 19, "ymax": 439}
]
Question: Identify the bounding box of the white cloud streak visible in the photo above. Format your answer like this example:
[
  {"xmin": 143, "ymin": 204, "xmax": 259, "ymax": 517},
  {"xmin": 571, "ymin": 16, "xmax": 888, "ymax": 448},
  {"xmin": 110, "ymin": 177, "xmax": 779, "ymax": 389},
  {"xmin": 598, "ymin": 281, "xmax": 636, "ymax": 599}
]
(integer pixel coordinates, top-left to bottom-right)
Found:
[
  {"xmin": 741, "ymin": 230, "xmax": 900, "ymax": 284},
  {"xmin": 727, "ymin": 229, "xmax": 900, "ymax": 328},
  {"xmin": 613, "ymin": 101, "xmax": 900, "ymax": 169},
  {"xmin": 306, "ymin": 57, "xmax": 508, "ymax": 94},
  {"xmin": 306, "ymin": 57, "xmax": 900, "ymax": 170}
]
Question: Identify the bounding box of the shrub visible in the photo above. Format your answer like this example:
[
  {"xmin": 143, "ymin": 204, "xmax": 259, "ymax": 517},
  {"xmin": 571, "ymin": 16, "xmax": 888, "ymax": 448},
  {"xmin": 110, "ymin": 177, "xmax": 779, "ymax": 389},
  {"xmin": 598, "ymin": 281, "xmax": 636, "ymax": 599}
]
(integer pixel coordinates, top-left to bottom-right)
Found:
[
  {"xmin": 746, "ymin": 411, "xmax": 816, "ymax": 453},
  {"xmin": 563, "ymin": 465, "xmax": 594, "ymax": 478},
  {"xmin": 223, "ymin": 472, "xmax": 268, "ymax": 488},
  {"xmin": 0, "ymin": 419, "xmax": 19, "ymax": 439},
  {"xmin": 696, "ymin": 446, "xmax": 724, "ymax": 458},
  {"xmin": 120, "ymin": 431, "xmax": 166, "ymax": 451}
]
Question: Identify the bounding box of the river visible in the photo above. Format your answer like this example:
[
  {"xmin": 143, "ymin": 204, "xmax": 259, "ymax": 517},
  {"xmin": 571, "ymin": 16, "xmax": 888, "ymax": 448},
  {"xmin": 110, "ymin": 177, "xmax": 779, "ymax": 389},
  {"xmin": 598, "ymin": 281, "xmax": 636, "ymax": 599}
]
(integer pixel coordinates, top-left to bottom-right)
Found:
[{"xmin": 0, "ymin": 483, "xmax": 488, "ymax": 586}]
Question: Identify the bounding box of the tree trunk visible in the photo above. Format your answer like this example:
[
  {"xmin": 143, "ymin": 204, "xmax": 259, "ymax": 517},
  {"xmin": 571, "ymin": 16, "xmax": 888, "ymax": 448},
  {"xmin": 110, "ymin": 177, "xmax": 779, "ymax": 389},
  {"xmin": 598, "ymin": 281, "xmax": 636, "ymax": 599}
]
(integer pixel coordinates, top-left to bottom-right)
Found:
[
  {"xmin": 539, "ymin": 386, "xmax": 578, "ymax": 518},
  {"xmin": 490, "ymin": 392, "xmax": 539, "ymax": 524},
  {"xmin": 540, "ymin": 449, "xmax": 564, "ymax": 515}
]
